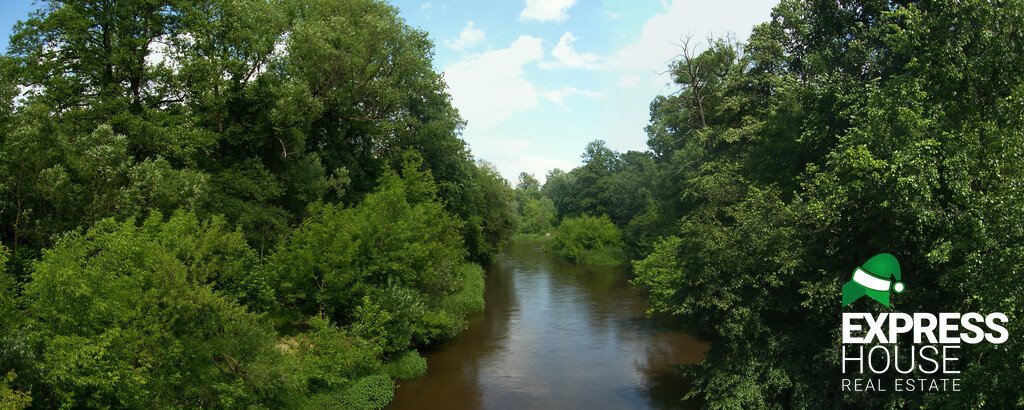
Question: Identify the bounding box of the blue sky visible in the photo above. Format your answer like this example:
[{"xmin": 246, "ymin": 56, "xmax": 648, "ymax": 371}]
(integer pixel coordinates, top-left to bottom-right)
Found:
[{"xmin": 0, "ymin": 0, "xmax": 780, "ymax": 181}]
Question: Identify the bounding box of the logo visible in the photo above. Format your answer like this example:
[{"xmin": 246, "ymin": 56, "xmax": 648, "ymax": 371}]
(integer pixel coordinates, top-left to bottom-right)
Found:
[
  {"xmin": 842, "ymin": 253, "xmax": 905, "ymax": 307},
  {"xmin": 838, "ymin": 252, "xmax": 1009, "ymax": 393}
]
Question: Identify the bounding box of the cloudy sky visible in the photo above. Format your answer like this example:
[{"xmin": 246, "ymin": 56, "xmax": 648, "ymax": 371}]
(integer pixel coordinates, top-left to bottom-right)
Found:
[{"xmin": 0, "ymin": 0, "xmax": 779, "ymax": 181}]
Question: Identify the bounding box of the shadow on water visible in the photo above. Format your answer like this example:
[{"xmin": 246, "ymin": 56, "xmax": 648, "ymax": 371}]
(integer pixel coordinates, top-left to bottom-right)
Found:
[{"xmin": 388, "ymin": 240, "xmax": 708, "ymax": 409}]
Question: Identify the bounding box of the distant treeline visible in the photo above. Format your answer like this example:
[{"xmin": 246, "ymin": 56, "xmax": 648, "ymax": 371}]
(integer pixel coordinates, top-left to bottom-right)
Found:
[
  {"xmin": 0, "ymin": 0, "xmax": 517, "ymax": 408},
  {"xmin": 518, "ymin": 0, "xmax": 1024, "ymax": 408}
]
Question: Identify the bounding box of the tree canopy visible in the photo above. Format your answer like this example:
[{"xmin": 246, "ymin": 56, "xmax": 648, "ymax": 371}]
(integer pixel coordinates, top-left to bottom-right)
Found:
[
  {"xmin": 531, "ymin": 0, "xmax": 1024, "ymax": 407},
  {"xmin": 0, "ymin": 0, "xmax": 512, "ymax": 407}
]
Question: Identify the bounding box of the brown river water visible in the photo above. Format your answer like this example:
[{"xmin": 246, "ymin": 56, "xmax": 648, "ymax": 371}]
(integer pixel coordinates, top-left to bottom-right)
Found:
[{"xmin": 388, "ymin": 239, "xmax": 707, "ymax": 409}]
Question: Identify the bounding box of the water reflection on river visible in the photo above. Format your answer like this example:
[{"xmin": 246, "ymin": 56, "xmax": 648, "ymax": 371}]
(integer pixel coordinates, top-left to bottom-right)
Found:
[{"xmin": 388, "ymin": 240, "xmax": 707, "ymax": 409}]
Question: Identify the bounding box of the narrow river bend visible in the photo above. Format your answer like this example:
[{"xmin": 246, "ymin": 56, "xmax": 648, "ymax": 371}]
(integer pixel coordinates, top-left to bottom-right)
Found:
[{"xmin": 389, "ymin": 240, "xmax": 707, "ymax": 409}]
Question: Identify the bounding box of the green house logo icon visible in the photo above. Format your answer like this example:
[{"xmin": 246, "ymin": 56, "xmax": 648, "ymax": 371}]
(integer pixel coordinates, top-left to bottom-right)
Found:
[{"xmin": 841, "ymin": 253, "xmax": 905, "ymax": 308}]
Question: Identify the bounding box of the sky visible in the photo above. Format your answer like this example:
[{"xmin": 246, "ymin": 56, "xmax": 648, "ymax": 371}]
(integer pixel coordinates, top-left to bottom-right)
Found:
[{"xmin": 0, "ymin": 0, "xmax": 780, "ymax": 182}]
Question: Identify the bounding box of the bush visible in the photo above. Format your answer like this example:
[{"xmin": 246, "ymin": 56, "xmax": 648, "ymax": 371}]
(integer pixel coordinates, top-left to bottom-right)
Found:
[
  {"xmin": 305, "ymin": 374, "xmax": 394, "ymax": 410},
  {"xmin": 282, "ymin": 315, "xmax": 383, "ymax": 394},
  {"xmin": 0, "ymin": 371, "xmax": 31, "ymax": 410},
  {"xmin": 413, "ymin": 262, "xmax": 486, "ymax": 344},
  {"xmin": 382, "ymin": 350, "xmax": 427, "ymax": 380},
  {"xmin": 546, "ymin": 215, "xmax": 625, "ymax": 266},
  {"xmin": 518, "ymin": 197, "xmax": 557, "ymax": 235},
  {"xmin": 446, "ymin": 263, "xmax": 486, "ymax": 316},
  {"xmin": 23, "ymin": 212, "xmax": 292, "ymax": 408},
  {"xmin": 266, "ymin": 162, "xmax": 466, "ymax": 354}
]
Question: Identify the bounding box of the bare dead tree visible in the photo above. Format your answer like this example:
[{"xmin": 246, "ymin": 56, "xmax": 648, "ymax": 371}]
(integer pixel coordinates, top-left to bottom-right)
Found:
[
  {"xmin": 677, "ymin": 34, "xmax": 708, "ymax": 130},
  {"xmin": 666, "ymin": 33, "xmax": 743, "ymax": 155}
]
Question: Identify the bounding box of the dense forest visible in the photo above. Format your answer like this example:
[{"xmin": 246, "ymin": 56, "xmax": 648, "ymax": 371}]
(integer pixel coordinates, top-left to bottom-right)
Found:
[
  {"xmin": 4, "ymin": 0, "xmax": 1024, "ymax": 408},
  {"xmin": 0, "ymin": 0, "xmax": 517, "ymax": 407},
  {"xmin": 518, "ymin": 0, "xmax": 1024, "ymax": 408}
]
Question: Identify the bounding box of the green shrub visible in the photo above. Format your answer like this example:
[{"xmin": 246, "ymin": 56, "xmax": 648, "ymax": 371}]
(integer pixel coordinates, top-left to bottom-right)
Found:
[
  {"xmin": 24, "ymin": 212, "xmax": 292, "ymax": 408},
  {"xmin": 447, "ymin": 263, "xmax": 486, "ymax": 316},
  {"xmin": 283, "ymin": 316, "xmax": 383, "ymax": 394},
  {"xmin": 266, "ymin": 162, "xmax": 467, "ymax": 354},
  {"xmin": 413, "ymin": 263, "xmax": 486, "ymax": 344},
  {"xmin": 0, "ymin": 371, "xmax": 31, "ymax": 410},
  {"xmin": 546, "ymin": 215, "xmax": 625, "ymax": 266},
  {"xmin": 518, "ymin": 197, "xmax": 557, "ymax": 235},
  {"xmin": 336, "ymin": 375, "xmax": 395, "ymax": 410},
  {"xmin": 382, "ymin": 350, "xmax": 427, "ymax": 380},
  {"xmin": 303, "ymin": 374, "xmax": 394, "ymax": 410}
]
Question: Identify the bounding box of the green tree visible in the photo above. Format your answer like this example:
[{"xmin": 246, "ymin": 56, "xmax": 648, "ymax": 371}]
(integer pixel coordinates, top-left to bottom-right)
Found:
[
  {"xmin": 541, "ymin": 168, "xmax": 575, "ymax": 219},
  {"xmin": 631, "ymin": 0, "xmax": 1024, "ymax": 407},
  {"xmin": 0, "ymin": 246, "xmax": 17, "ymax": 334},
  {"xmin": 514, "ymin": 172, "xmax": 542, "ymax": 215},
  {"xmin": 462, "ymin": 162, "xmax": 518, "ymax": 262},
  {"xmin": 3, "ymin": 0, "xmax": 515, "ymax": 263},
  {"xmin": 0, "ymin": 370, "xmax": 31, "ymax": 410},
  {"xmin": 266, "ymin": 158, "xmax": 468, "ymax": 353},
  {"xmin": 0, "ymin": 246, "xmax": 34, "ymax": 410},
  {"xmin": 24, "ymin": 212, "xmax": 290, "ymax": 408},
  {"xmin": 518, "ymin": 197, "xmax": 557, "ymax": 235},
  {"xmin": 1, "ymin": 0, "xmax": 504, "ymax": 407},
  {"xmin": 546, "ymin": 215, "xmax": 624, "ymax": 266}
]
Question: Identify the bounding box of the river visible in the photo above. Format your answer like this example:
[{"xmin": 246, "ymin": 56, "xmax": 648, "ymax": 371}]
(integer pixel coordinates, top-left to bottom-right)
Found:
[{"xmin": 388, "ymin": 239, "xmax": 707, "ymax": 409}]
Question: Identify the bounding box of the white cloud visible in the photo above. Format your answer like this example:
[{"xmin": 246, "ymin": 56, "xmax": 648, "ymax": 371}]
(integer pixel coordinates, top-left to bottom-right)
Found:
[
  {"xmin": 541, "ymin": 86, "xmax": 602, "ymax": 106},
  {"xmin": 444, "ymin": 21, "xmax": 486, "ymax": 51},
  {"xmin": 616, "ymin": 74, "xmax": 641, "ymax": 88},
  {"xmin": 437, "ymin": 0, "xmax": 780, "ymax": 183},
  {"xmin": 539, "ymin": 31, "xmax": 601, "ymax": 70},
  {"xmin": 421, "ymin": 2, "xmax": 431, "ymax": 9},
  {"xmin": 520, "ymin": 0, "xmax": 576, "ymax": 22},
  {"xmin": 488, "ymin": 137, "xmax": 532, "ymax": 155},
  {"xmin": 493, "ymin": 153, "xmax": 577, "ymax": 183},
  {"xmin": 465, "ymin": 136, "xmax": 576, "ymax": 182},
  {"xmin": 443, "ymin": 35, "xmax": 545, "ymax": 129},
  {"xmin": 611, "ymin": 0, "xmax": 775, "ymax": 73},
  {"xmin": 506, "ymin": 155, "xmax": 577, "ymax": 183}
]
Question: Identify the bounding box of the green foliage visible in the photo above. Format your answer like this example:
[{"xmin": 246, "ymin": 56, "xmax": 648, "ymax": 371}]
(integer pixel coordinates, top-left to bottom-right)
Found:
[
  {"xmin": 304, "ymin": 374, "xmax": 395, "ymax": 410},
  {"xmin": 382, "ymin": 350, "xmax": 428, "ymax": 380},
  {"xmin": 446, "ymin": 263, "xmax": 487, "ymax": 317},
  {"xmin": 624, "ymin": 0, "xmax": 1024, "ymax": 407},
  {"xmin": 1, "ymin": 0, "xmax": 515, "ymax": 263},
  {"xmin": 0, "ymin": 247, "xmax": 17, "ymax": 334},
  {"xmin": 539, "ymin": 142, "xmax": 657, "ymax": 259},
  {"xmin": 280, "ymin": 315, "xmax": 382, "ymax": 395},
  {"xmin": 520, "ymin": 198, "xmax": 557, "ymax": 234},
  {"xmin": 267, "ymin": 161, "xmax": 468, "ymax": 353},
  {"xmin": 0, "ymin": 119, "xmax": 208, "ymax": 258},
  {"xmin": 515, "ymin": 173, "xmax": 557, "ymax": 235},
  {"xmin": 0, "ymin": 245, "xmax": 31, "ymax": 410},
  {"xmin": 24, "ymin": 212, "xmax": 290, "ymax": 408},
  {"xmin": 0, "ymin": 371, "xmax": 31, "ymax": 410},
  {"xmin": 546, "ymin": 215, "xmax": 625, "ymax": 266},
  {"xmin": 0, "ymin": 0, "xmax": 509, "ymax": 407},
  {"xmin": 460, "ymin": 162, "xmax": 519, "ymax": 263}
]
